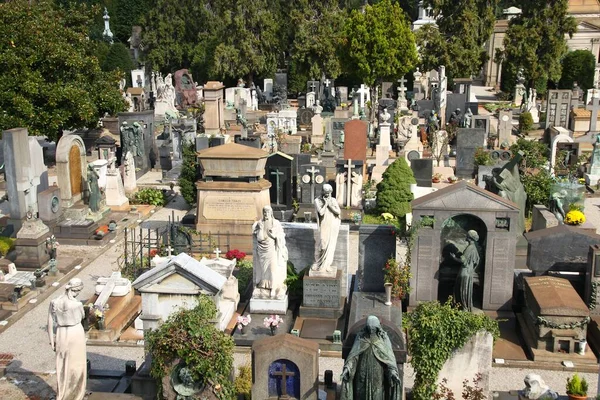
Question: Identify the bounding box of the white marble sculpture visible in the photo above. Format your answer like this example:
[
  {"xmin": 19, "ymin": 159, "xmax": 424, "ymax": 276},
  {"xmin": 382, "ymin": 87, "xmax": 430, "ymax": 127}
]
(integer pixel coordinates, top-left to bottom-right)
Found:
[
  {"xmin": 520, "ymin": 374, "xmax": 558, "ymax": 399},
  {"xmin": 311, "ymin": 184, "xmax": 341, "ymax": 275},
  {"xmin": 252, "ymin": 205, "xmax": 288, "ymax": 299},
  {"xmin": 125, "ymin": 93, "xmax": 134, "ymax": 112},
  {"xmin": 47, "ymin": 278, "xmax": 86, "ymax": 400}
]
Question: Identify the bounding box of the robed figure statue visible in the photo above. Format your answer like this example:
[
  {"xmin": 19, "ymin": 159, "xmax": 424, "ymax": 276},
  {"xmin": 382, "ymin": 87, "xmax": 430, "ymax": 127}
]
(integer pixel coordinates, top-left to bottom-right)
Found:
[{"xmin": 341, "ymin": 316, "xmax": 402, "ymax": 400}]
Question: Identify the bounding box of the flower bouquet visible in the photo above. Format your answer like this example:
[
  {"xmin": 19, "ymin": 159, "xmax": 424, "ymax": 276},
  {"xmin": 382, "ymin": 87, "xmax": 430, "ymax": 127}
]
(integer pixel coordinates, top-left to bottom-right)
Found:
[
  {"xmin": 564, "ymin": 209, "xmax": 586, "ymax": 226},
  {"xmin": 237, "ymin": 314, "xmax": 251, "ymax": 334},
  {"xmin": 263, "ymin": 314, "xmax": 283, "ymax": 336}
]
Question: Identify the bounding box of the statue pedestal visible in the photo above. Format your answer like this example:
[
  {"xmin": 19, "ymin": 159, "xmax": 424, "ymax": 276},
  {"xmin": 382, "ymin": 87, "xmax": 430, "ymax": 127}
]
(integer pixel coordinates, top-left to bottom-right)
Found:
[
  {"xmin": 249, "ymin": 294, "xmax": 288, "ymax": 314},
  {"xmin": 585, "ymin": 173, "xmax": 600, "ymax": 187},
  {"xmin": 300, "ymin": 269, "xmax": 344, "ymax": 319}
]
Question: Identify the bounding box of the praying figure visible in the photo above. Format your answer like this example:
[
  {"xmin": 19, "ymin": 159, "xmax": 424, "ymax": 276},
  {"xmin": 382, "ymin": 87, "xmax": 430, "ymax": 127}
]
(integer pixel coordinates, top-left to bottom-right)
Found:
[
  {"xmin": 311, "ymin": 184, "xmax": 341, "ymax": 274},
  {"xmin": 47, "ymin": 278, "xmax": 86, "ymax": 400},
  {"xmin": 252, "ymin": 206, "xmax": 288, "ymax": 299}
]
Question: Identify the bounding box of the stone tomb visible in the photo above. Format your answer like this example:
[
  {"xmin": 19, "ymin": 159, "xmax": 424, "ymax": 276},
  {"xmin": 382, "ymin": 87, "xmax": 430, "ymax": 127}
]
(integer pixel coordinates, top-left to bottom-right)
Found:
[
  {"xmin": 546, "ymin": 90, "xmax": 573, "ymax": 129},
  {"xmin": 265, "ymin": 152, "xmax": 294, "ymax": 211},
  {"xmin": 343, "ymin": 120, "xmax": 368, "ymax": 163},
  {"xmin": 410, "ymin": 158, "xmax": 433, "ymax": 188},
  {"xmin": 410, "ymin": 181, "xmax": 519, "ymax": 311},
  {"xmin": 117, "ymin": 111, "xmax": 155, "ymax": 177},
  {"xmin": 456, "ymin": 128, "xmax": 486, "ymax": 178},
  {"xmin": 252, "ymin": 334, "xmax": 319, "ymax": 400},
  {"xmin": 335, "ymin": 159, "xmax": 363, "ymax": 209},
  {"xmin": 56, "ymin": 134, "xmax": 88, "ymax": 208},
  {"xmin": 298, "ymin": 164, "xmax": 325, "ymax": 206},
  {"xmin": 519, "ymin": 276, "xmax": 593, "ymax": 363},
  {"xmin": 203, "ymin": 81, "xmax": 225, "ymax": 135},
  {"xmin": 196, "ymin": 143, "xmax": 271, "ymax": 253},
  {"xmin": 132, "ymin": 253, "xmax": 238, "ymax": 331}
]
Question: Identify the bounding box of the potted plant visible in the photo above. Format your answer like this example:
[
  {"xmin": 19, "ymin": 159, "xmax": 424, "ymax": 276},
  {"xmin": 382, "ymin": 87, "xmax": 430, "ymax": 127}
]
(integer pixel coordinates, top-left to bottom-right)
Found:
[
  {"xmin": 383, "ymin": 257, "xmax": 412, "ymax": 302},
  {"xmin": 263, "ymin": 315, "xmax": 283, "ymax": 336},
  {"xmin": 566, "ymin": 373, "xmax": 588, "ymax": 400},
  {"xmin": 432, "ymin": 172, "xmax": 443, "ymax": 183},
  {"xmin": 447, "ymin": 176, "xmax": 458, "ymax": 183},
  {"xmin": 237, "ymin": 314, "xmax": 251, "ymax": 335}
]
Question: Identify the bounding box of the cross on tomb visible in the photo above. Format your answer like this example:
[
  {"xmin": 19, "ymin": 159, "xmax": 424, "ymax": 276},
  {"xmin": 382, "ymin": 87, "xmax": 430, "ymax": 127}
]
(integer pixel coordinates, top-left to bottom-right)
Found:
[
  {"xmin": 324, "ymin": 79, "xmax": 331, "ymax": 87},
  {"xmin": 213, "ymin": 248, "xmax": 222, "ymax": 259},
  {"xmin": 270, "ymin": 168, "xmax": 285, "ymax": 205},
  {"xmin": 272, "ymin": 364, "xmax": 295, "ymax": 398},
  {"xmin": 306, "ymin": 166, "xmax": 321, "ymax": 201},
  {"xmin": 587, "ymin": 92, "xmax": 600, "ymax": 132},
  {"xmin": 343, "ymin": 159, "xmax": 354, "ymax": 208},
  {"xmin": 165, "ymin": 246, "xmax": 174, "ymax": 257},
  {"xmin": 94, "ymin": 272, "xmax": 130, "ymax": 309},
  {"xmin": 309, "ymin": 81, "xmax": 316, "ymax": 93},
  {"xmin": 397, "ymin": 77, "xmax": 408, "ymax": 99}
]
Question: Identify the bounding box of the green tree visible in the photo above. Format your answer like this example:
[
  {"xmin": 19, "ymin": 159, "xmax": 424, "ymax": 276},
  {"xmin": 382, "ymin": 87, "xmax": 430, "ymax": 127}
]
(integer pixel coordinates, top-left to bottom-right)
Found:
[
  {"xmin": 509, "ymin": 138, "xmax": 549, "ymax": 170},
  {"xmin": 417, "ymin": 0, "xmax": 498, "ymax": 80},
  {"xmin": 146, "ymin": 296, "xmax": 235, "ymax": 399},
  {"xmin": 211, "ymin": 0, "xmax": 280, "ymax": 85},
  {"xmin": 102, "ymin": 42, "xmax": 134, "ymax": 75},
  {"xmin": 179, "ymin": 142, "xmax": 199, "ymax": 206},
  {"xmin": 376, "ymin": 158, "xmax": 416, "ymax": 218},
  {"xmin": 522, "ymin": 169, "xmax": 554, "ymax": 216},
  {"xmin": 0, "ymin": 0, "xmax": 126, "ymax": 140},
  {"xmin": 559, "ymin": 50, "xmax": 596, "ymax": 92},
  {"xmin": 496, "ymin": 0, "xmax": 577, "ymax": 95},
  {"xmin": 288, "ymin": 0, "xmax": 346, "ymax": 82},
  {"xmin": 342, "ymin": 0, "xmax": 417, "ymax": 120}
]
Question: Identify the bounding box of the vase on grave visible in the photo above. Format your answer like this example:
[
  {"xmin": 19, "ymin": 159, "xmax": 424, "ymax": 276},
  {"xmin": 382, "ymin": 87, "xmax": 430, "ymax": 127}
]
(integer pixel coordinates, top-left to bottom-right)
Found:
[{"xmin": 384, "ymin": 283, "xmax": 393, "ymax": 306}]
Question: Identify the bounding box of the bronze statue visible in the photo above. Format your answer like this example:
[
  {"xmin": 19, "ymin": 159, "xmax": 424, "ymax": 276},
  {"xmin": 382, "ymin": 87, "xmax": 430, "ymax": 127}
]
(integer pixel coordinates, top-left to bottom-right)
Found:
[{"xmin": 449, "ymin": 230, "xmax": 480, "ymax": 312}]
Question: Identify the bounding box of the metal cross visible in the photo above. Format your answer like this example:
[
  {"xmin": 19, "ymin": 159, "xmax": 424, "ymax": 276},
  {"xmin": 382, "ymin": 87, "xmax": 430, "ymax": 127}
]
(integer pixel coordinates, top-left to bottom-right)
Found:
[
  {"xmin": 270, "ymin": 168, "xmax": 285, "ymax": 205},
  {"xmin": 213, "ymin": 248, "xmax": 222, "ymax": 258},
  {"xmin": 306, "ymin": 165, "xmax": 320, "ymax": 200},
  {"xmin": 272, "ymin": 364, "xmax": 295, "ymax": 397}
]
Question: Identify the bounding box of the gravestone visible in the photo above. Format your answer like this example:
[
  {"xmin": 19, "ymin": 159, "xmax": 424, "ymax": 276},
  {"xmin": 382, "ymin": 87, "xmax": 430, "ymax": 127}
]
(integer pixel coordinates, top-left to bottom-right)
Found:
[
  {"xmin": 335, "ymin": 159, "xmax": 363, "ymax": 208},
  {"xmin": 586, "ymin": 95, "xmax": 600, "ymax": 133},
  {"xmin": 311, "ymin": 114, "xmax": 324, "ymax": 144},
  {"xmin": 252, "ymin": 334, "xmax": 319, "ymax": 400},
  {"xmin": 344, "ymin": 120, "xmax": 368, "ymax": 162},
  {"xmin": 329, "ymin": 118, "xmax": 347, "ymax": 152},
  {"xmin": 456, "ymin": 128, "xmax": 486, "ymax": 178},
  {"xmin": 118, "ymin": 110, "xmax": 155, "ymax": 177},
  {"xmin": 266, "ymin": 152, "xmax": 294, "ymax": 210},
  {"xmin": 123, "ymin": 151, "xmax": 137, "ymax": 195},
  {"xmin": 275, "ymin": 73, "xmax": 288, "ymax": 91},
  {"xmin": 411, "ymin": 159, "xmax": 433, "ymax": 188},
  {"xmin": 472, "ymin": 115, "xmax": 490, "ymax": 136},
  {"xmin": 264, "ymin": 78, "xmax": 273, "ymax": 101},
  {"xmin": 498, "ymin": 110, "xmax": 513, "ymax": 145},
  {"xmin": 299, "ymin": 164, "xmax": 325, "ymax": 204},
  {"xmin": 307, "ymin": 80, "xmax": 321, "ymax": 101},
  {"xmin": 56, "ymin": 134, "xmax": 88, "ymax": 208},
  {"xmin": 357, "ymin": 225, "xmax": 397, "ymax": 292},
  {"xmin": 546, "ymin": 90, "xmax": 572, "ymax": 129},
  {"xmin": 337, "ymin": 86, "xmax": 348, "ymax": 104},
  {"xmin": 195, "ymin": 136, "xmax": 209, "ymax": 152},
  {"xmin": 209, "ymin": 136, "xmax": 225, "ymax": 147},
  {"xmin": 382, "ymin": 82, "xmax": 394, "ymax": 99},
  {"xmin": 298, "ymin": 108, "xmax": 314, "ymax": 127}
]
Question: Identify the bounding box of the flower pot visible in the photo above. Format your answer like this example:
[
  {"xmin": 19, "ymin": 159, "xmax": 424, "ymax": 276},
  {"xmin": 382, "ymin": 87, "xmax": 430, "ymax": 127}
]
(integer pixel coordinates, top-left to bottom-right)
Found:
[
  {"xmin": 97, "ymin": 318, "xmax": 105, "ymax": 331},
  {"xmin": 241, "ymin": 325, "xmax": 247, "ymax": 335},
  {"xmin": 567, "ymin": 394, "xmax": 587, "ymax": 400},
  {"xmin": 270, "ymin": 325, "xmax": 277, "ymax": 336},
  {"xmin": 578, "ymin": 339, "xmax": 587, "ymax": 355},
  {"xmin": 384, "ymin": 283, "xmax": 393, "ymax": 306},
  {"xmin": 432, "ymin": 178, "xmax": 440, "ymax": 183}
]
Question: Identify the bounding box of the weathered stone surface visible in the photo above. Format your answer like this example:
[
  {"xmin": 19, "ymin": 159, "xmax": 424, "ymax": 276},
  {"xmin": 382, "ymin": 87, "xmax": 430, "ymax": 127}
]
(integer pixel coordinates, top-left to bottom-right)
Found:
[
  {"xmin": 358, "ymin": 225, "xmax": 397, "ymax": 292},
  {"xmin": 456, "ymin": 128, "xmax": 486, "ymax": 178}
]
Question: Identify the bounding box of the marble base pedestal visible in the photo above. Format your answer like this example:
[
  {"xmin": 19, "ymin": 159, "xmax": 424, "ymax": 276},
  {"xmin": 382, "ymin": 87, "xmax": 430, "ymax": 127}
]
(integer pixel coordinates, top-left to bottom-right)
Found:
[
  {"xmin": 249, "ymin": 295, "xmax": 288, "ymax": 314},
  {"xmin": 11, "ymin": 219, "xmax": 51, "ymax": 270},
  {"xmin": 585, "ymin": 173, "xmax": 600, "ymax": 188},
  {"xmin": 300, "ymin": 269, "xmax": 344, "ymax": 319}
]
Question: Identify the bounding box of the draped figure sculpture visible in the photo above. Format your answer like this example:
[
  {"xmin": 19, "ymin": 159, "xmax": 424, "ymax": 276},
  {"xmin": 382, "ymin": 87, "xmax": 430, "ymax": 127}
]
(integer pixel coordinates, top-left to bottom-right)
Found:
[
  {"xmin": 341, "ymin": 316, "xmax": 402, "ymax": 400},
  {"xmin": 449, "ymin": 230, "xmax": 480, "ymax": 312},
  {"xmin": 311, "ymin": 184, "xmax": 341, "ymax": 274},
  {"xmin": 47, "ymin": 278, "xmax": 86, "ymax": 400},
  {"xmin": 252, "ymin": 206, "xmax": 288, "ymax": 299}
]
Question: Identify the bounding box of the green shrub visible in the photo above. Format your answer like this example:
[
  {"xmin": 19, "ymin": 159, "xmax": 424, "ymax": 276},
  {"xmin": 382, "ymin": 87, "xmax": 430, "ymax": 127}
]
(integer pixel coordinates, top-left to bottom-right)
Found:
[
  {"xmin": 509, "ymin": 138, "xmax": 549, "ymax": 170},
  {"xmin": 566, "ymin": 373, "xmax": 588, "ymax": 396},
  {"xmin": 519, "ymin": 112, "xmax": 533, "ymax": 133},
  {"xmin": 236, "ymin": 260, "xmax": 253, "ymax": 296},
  {"xmin": 0, "ymin": 237, "xmax": 14, "ymax": 257},
  {"xmin": 132, "ymin": 188, "xmax": 167, "ymax": 206},
  {"xmin": 234, "ymin": 364, "xmax": 252, "ymax": 400},
  {"xmin": 285, "ymin": 261, "xmax": 306, "ymax": 297},
  {"xmin": 376, "ymin": 158, "xmax": 416, "ymax": 218},
  {"xmin": 179, "ymin": 143, "xmax": 199, "ymax": 205},
  {"xmin": 474, "ymin": 147, "xmax": 493, "ymax": 166}
]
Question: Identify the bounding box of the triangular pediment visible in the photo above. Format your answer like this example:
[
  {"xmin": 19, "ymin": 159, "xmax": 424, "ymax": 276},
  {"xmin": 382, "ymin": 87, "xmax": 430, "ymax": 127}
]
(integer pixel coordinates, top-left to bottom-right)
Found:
[{"xmin": 412, "ymin": 181, "xmax": 519, "ymax": 211}]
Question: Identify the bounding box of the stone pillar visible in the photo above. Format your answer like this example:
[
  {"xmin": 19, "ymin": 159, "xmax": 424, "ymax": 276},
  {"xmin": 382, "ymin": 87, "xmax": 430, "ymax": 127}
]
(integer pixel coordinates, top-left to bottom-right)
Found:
[{"xmin": 203, "ymin": 81, "xmax": 225, "ymax": 135}]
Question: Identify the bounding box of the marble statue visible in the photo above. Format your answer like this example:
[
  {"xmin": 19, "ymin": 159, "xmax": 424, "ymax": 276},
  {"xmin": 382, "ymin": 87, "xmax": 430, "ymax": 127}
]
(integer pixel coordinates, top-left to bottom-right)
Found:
[
  {"xmin": 427, "ymin": 110, "xmax": 439, "ymax": 136},
  {"xmin": 462, "ymin": 108, "xmax": 473, "ymax": 128},
  {"xmin": 47, "ymin": 278, "xmax": 86, "ymax": 400},
  {"xmin": 449, "ymin": 230, "xmax": 480, "ymax": 312},
  {"xmin": 520, "ymin": 374, "xmax": 558, "ymax": 399},
  {"xmin": 252, "ymin": 205, "xmax": 288, "ymax": 299},
  {"xmin": 125, "ymin": 93, "xmax": 134, "ymax": 112},
  {"xmin": 341, "ymin": 315, "xmax": 402, "ymax": 400},
  {"xmin": 314, "ymin": 99, "xmax": 323, "ymax": 115},
  {"xmin": 351, "ymin": 171, "xmax": 363, "ymax": 208},
  {"xmin": 87, "ymin": 165, "xmax": 100, "ymax": 213},
  {"xmin": 380, "ymin": 107, "xmax": 391, "ymax": 123},
  {"xmin": 311, "ymin": 184, "xmax": 341, "ymax": 274},
  {"xmin": 449, "ymin": 108, "xmax": 462, "ymax": 125}
]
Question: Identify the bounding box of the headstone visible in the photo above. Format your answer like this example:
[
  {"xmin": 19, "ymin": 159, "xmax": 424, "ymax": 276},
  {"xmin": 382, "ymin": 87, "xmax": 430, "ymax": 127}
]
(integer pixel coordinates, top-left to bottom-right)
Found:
[
  {"xmin": 335, "ymin": 159, "xmax": 363, "ymax": 208},
  {"xmin": 472, "ymin": 115, "xmax": 491, "ymax": 135},
  {"xmin": 311, "ymin": 114, "xmax": 323, "ymax": 140},
  {"xmin": 307, "ymin": 81, "xmax": 320, "ymax": 101},
  {"xmin": 337, "ymin": 86, "xmax": 348, "ymax": 104},
  {"xmin": 123, "ymin": 152, "xmax": 137, "ymax": 195},
  {"xmin": 397, "ymin": 76, "xmax": 409, "ymax": 111},
  {"xmin": 298, "ymin": 108, "xmax": 315, "ymax": 127},
  {"xmin": 343, "ymin": 120, "xmax": 368, "ymax": 162},
  {"xmin": 299, "ymin": 164, "xmax": 324, "ymax": 204},
  {"xmin": 266, "ymin": 152, "xmax": 294, "ymax": 209},
  {"xmin": 203, "ymin": 81, "xmax": 225, "ymax": 135},
  {"xmin": 382, "ymin": 82, "xmax": 394, "ymax": 99},
  {"xmin": 586, "ymin": 95, "xmax": 600, "ymax": 133},
  {"xmin": 411, "ymin": 159, "xmax": 433, "ymax": 188},
  {"xmin": 195, "ymin": 136, "xmax": 209, "ymax": 152},
  {"xmin": 498, "ymin": 110, "xmax": 513, "ymax": 145},
  {"xmin": 55, "ymin": 134, "xmax": 87, "ymax": 208},
  {"xmin": 264, "ymin": 79, "xmax": 274, "ymax": 101},
  {"xmin": 456, "ymin": 128, "xmax": 486, "ymax": 178},
  {"xmin": 306, "ymin": 92, "xmax": 316, "ymax": 109},
  {"xmin": 357, "ymin": 225, "xmax": 397, "ymax": 292},
  {"xmin": 413, "ymin": 68, "xmax": 424, "ymax": 101},
  {"xmin": 252, "ymin": 334, "xmax": 319, "ymax": 400},
  {"xmin": 275, "ymin": 73, "xmax": 288, "ymax": 90},
  {"xmin": 546, "ymin": 90, "xmax": 572, "ymax": 129}
]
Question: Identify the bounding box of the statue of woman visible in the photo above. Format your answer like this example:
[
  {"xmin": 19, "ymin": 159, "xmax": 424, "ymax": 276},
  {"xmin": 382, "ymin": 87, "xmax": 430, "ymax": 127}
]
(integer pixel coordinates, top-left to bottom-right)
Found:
[
  {"xmin": 252, "ymin": 206, "xmax": 288, "ymax": 299},
  {"xmin": 87, "ymin": 165, "xmax": 100, "ymax": 213},
  {"xmin": 449, "ymin": 230, "xmax": 480, "ymax": 312},
  {"xmin": 312, "ymin": 184, "xmax": 341, "ymax": 273},
  {"xmin": 341, "ymin": 316, "xmax": 402, "ymax": 400},
  {"xmin": 47, "ymin": 278, "xmax": 86, "ymax": 400}
]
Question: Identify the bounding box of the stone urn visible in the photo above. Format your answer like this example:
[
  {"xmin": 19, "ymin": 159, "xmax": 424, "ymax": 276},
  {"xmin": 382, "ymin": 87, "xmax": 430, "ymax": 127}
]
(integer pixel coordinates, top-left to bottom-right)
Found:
[{"xmin": 384, "ymin": 283, "xmax": 393, "ymax": 306}]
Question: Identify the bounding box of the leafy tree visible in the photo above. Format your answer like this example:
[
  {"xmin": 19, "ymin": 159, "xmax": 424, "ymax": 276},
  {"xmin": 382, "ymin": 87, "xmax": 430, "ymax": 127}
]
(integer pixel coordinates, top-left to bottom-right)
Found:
[
  {"xmin": 417, "ymin": 0, "xmax": 498, "ymax": 80},
  {"xmin": 0, "ymin": 0, "xmax": 126, "ymax": 140},
  {"xmin": 509, "ymin": 138, "xmax": 549, "ymax": 170},
  {"xmin": 179, "ymin": 142, "xmax": 199, "ymax": 206},
  {"xmin": 376, "ymin": 157, "xmax": 416, "ymax": 218},
  {"xmin": 288, "ymin": 0, "xmax": 346, "ymax": 82},
  {"xmin": 495, "ymin": 0, "xmax": 577, "ymax": 95},
  {"xmin": 342, "ymin": 0, "xmax": 417, "ymax": 121},
  {"xmin": 521, "ymin": 169, "xmax": 554, "ymax": 216},
  {"xmin": 146, "ymin": 296, "xmax": 235, "ymax": 399},
  {"xmin": 211, "ymin": 0, "xmax": 280, "ymax": 85},
  {"xmin": 102, "ymin": 42, "xmax": 134, "ymax": 75},
  {"xmin": 559, "ymin": 50, "xmax": 596, "ymax": 92},
  {"xmin": 111, "ymin": 0, "xmax": 151, "ymax": 44}
]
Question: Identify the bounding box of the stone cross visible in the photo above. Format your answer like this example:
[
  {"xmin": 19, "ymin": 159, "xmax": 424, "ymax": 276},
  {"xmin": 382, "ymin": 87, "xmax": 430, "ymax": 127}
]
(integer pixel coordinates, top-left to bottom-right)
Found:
[
  {"xmin": 587, "ymin": 92, "xmax": 600, "ymax": 133},
  {"xmin": 309, "ymin": 81, "xmax": 316, "ymax": 92},
  {"xmin": 344, "ymin": 159, "xmax": 353, "ymax": 208},
  {"xmin": 94, "ymin": 272, "xmax": 130, "ymax": 309},
  {"xmin": 324, "ymin": 79, "xmax": 331, "ymax": 88},
  {"xmin": 270, "ymin": 168, "xmax": 284, "ymax": 205},
  {"xmin": 397, "ymin": 77, "xmax": 407, "ymax": 99},
  {"xmin": 272, "ymin": 364, "xmax": 295, "ymax": 397},
  {"xmin": 213, "ymin": 248, "xmax": 222, "ymax": 258},
  {"xmin": 307, "ymin": 166, "xmax": 321, "ymax": 200},
  {"xmin": 165, "ymin": 246, "xmax": 174, "ymax": 257}
]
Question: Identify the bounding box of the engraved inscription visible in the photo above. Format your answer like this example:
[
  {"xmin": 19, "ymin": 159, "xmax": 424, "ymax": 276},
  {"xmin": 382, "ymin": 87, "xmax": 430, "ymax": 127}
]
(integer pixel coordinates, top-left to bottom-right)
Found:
[
  {"xmin": 490, "ymin": 238, "xmax": 509, "ymax": 304},
  {"xmin": 416, "ymin": 236, "xmax": 434, "ymax": 301},
  {"xmin": 303, "ymin": 279, "xmax": 341, "ymax": 308},
  {"xmin": 202, "ymin": 195, "xmax": 257, "ymax": 220}
]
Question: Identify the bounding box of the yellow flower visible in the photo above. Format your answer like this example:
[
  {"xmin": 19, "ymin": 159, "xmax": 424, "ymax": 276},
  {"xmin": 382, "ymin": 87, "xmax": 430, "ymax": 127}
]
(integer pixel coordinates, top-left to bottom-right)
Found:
[
  {"xmin": 381, "ymin": 212, "xmax": 394, "ymax": 221},
  {"xmin": 564, "ymin": 210, "xmax": 586, "ymax": 225}
]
